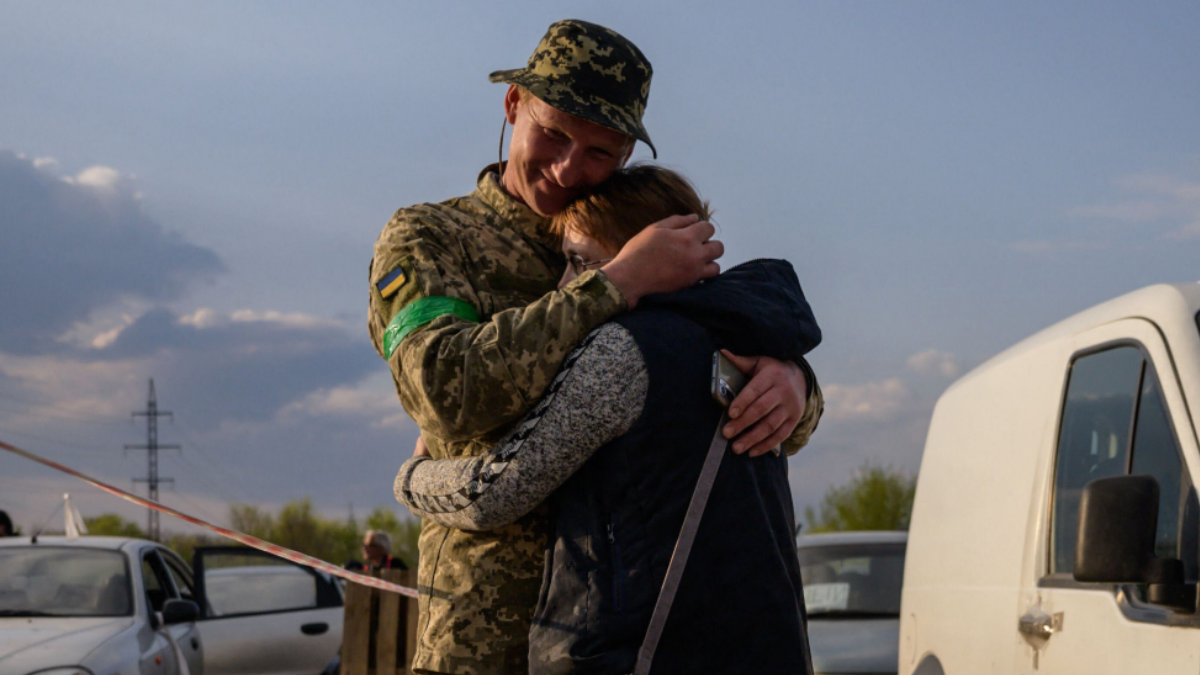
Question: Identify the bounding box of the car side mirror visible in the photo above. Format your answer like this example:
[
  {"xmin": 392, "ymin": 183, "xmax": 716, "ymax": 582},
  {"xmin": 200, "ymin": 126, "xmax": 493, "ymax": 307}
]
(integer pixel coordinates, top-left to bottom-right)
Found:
[
  {"xmin": 1074, "ymin": 475, "xmax": 1195, "ymax": 612},
  {"xmin": 162, "ymin": 598, "xmax": 201, "ymax": 625}
]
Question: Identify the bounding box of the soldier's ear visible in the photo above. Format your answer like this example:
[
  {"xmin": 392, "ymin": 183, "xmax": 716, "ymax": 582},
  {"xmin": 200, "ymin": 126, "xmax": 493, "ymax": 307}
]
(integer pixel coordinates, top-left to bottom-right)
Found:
[
  {"xmin": 619, "ymin": 142, "xmax": 635, "ymax": 167},
  {"xmin": 504, "ymin": 85, "xmax": 521, "ymax": 125}
]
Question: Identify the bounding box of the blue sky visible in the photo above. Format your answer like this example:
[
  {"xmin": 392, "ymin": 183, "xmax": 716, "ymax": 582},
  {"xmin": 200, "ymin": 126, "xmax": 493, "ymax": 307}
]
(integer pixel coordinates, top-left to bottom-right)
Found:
[{"xmin": 2, "ymin": 2, "xmax": 1198, "ymax": 534}]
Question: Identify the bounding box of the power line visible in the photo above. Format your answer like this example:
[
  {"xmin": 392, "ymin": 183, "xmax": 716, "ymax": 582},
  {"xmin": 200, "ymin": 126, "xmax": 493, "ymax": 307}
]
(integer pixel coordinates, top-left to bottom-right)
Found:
[
  {"xmin": 171, "ymin": 419, "xmax": 256, "ymax": 500},
  {"xmin": 167, "ymin": 490, "xmax": 227, "ymax": 527},
  {"xmin": 174, "ymin": 454, "xmax": 241, "ymax": 504},
  {"xmin": 126, "ymin": 379, "xmax": 179, "ymax": 542}
]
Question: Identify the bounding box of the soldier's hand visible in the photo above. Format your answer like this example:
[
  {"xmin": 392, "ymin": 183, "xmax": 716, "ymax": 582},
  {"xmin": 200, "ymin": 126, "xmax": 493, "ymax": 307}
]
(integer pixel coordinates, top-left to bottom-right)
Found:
[
  {"xmin": 720, "ymin": 350, "xmax": 807, "ymax": 457},
  {"xmin": 601, "ymin": 214, "xmax": 723, "ymax": 309},
  {"xmin": 414, "ymin": 436, "xmax": 430, "ymax": 458}
]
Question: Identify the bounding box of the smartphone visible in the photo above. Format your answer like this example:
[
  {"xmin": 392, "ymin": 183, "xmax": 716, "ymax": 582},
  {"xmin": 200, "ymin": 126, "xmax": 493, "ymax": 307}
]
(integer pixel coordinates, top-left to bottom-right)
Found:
[
  {"xmin": 712, "ymin": 351, "xmax": 749, "ymax": 409},
  {"xmin": 712, "ymin": 352, "xmax": 783, "ymax": 456}
]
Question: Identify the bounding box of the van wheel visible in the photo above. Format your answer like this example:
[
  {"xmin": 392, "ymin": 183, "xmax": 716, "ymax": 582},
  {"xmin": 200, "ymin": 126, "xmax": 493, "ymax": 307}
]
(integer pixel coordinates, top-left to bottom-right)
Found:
[{"xmin": 912, "ymin": 655, "xmax": 945, "ymax": 675}]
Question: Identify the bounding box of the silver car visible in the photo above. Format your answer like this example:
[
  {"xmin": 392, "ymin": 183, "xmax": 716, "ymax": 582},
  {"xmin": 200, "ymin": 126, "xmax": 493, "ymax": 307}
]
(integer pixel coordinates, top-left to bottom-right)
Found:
[
  {"xmin": 0, "ymin": 536, "xmax": 343, "ymax": 675},
  {"xmin": 798, "ymin": 531, "xmax": 907, "ymax": 675}
]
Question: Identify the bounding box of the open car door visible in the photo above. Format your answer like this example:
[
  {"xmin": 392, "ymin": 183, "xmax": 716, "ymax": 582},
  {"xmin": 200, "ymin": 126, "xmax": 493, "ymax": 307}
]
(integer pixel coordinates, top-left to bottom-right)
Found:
[{"xmin": 192, "ymin": 547, "xmax": 343, "ymax": 675}]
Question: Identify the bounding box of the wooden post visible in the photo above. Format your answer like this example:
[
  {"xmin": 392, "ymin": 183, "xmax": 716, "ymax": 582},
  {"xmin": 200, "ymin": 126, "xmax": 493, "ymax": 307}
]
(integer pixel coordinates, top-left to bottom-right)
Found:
[
  {"xmin": 341, "ymin": 580, "xmax": 373, "ymax": 675},
  {"xmin": 376, "ymin": 581, "xmax": 401, "ymax": 673},
  {"xmin": 342, "ymin": 569, "xmax": 419, "ymax": 675}
]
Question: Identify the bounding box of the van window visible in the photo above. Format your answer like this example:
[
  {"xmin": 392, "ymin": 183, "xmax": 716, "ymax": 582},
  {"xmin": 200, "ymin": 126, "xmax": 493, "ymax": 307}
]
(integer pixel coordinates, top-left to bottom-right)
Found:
[
  {"xmin": 1050, "ymin": 347, "xmax": 1142, "ymax": 575},
  {"xmin": 1050, "ymin": 345, "xmax": 1198, "ymax": 584},
  {"xmin": 1128, "ymin": 366, "xmax": 1200, "ymax": 588}
]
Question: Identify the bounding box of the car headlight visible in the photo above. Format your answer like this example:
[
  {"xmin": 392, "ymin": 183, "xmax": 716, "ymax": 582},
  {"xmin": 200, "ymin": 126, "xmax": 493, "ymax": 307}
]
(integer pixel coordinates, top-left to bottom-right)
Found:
[{"xmin": 26, "ymin": 668, "xmax": 94, "ymax": 675}]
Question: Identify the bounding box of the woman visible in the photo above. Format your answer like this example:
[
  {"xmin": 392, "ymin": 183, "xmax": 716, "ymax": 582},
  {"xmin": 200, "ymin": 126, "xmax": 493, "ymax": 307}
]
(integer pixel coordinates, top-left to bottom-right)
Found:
[{"xmin": 397, "ymin": 164, "xmax": 820, "ymax": 674}]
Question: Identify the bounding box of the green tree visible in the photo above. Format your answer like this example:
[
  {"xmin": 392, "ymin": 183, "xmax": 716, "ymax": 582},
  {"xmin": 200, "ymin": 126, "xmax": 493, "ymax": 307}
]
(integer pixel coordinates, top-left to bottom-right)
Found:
[
  {"xmin": 163, "ymin": 533, "xmax": 221, "ymax": 565},
  {"xmin": 803, "ymin": 462, "xmax": 917, "ymax": 533},
  {"xmin": 168, "ymin": 499, "xmax": 419, "ymax": 570},
  {"xmin": 229, "ymin": 504, "xmax": 274, "ymax": 538},
  {"xmin": 273, "ymin": 499, "xmax": 322, "ymax": 550},
  {"xmin": 84, "ymin": 513, "xmax": 146, "ymax": 538}
]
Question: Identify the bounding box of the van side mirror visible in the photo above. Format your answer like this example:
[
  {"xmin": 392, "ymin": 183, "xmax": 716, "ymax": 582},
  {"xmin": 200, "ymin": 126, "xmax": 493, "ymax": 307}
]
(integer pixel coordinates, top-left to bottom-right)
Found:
[
  {"xmin": 1074, "ymin": 475, "xmax": 1195, "ymax": 612},
  {"xmin": 1074, "ymin": 475, "xmax": 1159, "ymax": 582},
  {"xmin": 162, "ymin": 598, "xmax": 201, "ymax": 625}
]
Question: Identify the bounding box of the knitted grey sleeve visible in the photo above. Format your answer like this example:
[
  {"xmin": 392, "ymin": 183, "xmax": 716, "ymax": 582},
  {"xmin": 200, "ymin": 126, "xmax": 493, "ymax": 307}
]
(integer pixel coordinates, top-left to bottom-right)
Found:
[{"xmin": 394, "ymin": 322, "xmax": 648, "ymax": 531}]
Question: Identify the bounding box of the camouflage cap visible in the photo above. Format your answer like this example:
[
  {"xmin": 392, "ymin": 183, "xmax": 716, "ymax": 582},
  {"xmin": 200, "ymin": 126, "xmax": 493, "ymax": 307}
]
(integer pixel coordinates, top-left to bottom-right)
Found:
[{"xmin": 490, "ymin": 19, "xmax": 657, "ymax": 158}]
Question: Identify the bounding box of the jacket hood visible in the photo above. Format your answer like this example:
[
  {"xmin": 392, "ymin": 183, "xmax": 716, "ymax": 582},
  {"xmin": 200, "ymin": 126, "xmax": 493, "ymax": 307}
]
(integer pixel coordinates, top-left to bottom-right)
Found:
[{"xmin": 640, "ymin": 259, "xmax": 820, "ymax": 364}]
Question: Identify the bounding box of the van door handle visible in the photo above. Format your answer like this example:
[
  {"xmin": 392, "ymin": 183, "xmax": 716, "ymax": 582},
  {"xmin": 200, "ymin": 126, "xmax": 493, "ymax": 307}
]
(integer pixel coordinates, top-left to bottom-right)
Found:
[{"xmin": 1018, "ymin": 610, "xmax": 1063, "ymax": 638}]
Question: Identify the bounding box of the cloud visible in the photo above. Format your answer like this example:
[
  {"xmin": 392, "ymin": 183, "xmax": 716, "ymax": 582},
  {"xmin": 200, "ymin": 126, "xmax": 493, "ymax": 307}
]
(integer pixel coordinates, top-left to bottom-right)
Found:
[
  {"xmin": 0, "ymin": 354, "xmax": 148, "ymax": 421},
  {"xmin": 1069, "ymin": 172, "xmax": 1200, "ymax": 241},
  {"xmin": 280, "ymin": 372, "xmax": 414, "ymax": 429},
  {"xmin": 821, "ymin": 377, "xmax": 911, "ymax": 423},
  {"xmin": 906, "ymin": 349, "xmax": 962, "ymax": 379},
  {"xmin": 788, "ymin": 373, "xmax": 933, "ymax": 514},
  {"xmin": 0, "ymin": 151, "xmax": 223, "ymax": 355},
  {"xmin": 76, "ymin": 307, "xmax": 381, "ymax": 425},
  {"xmin": 69, "ymin": 165, "xmax": 126, "ymax": 192},
  {"xmin": 179, "ymin": 308, "xmax": 342, "ymax": 330},
  {"xmin": 1010, "ymin": 239, "xmax": 1108, "ymax": 255},
  {"xmin": 1169, "ymin": 222, "xmax": 1200, "ymax": 240},
  {"xmin": 0, "ymin": 152, "xmax": 413, "ymax": 525},
  {"xmin": 0, "ymin": 341, "xmax": 416, "ymax": 525},
  {"xmin": 2, "ymin": 303, "xmax": 382, "ymax": 430}
]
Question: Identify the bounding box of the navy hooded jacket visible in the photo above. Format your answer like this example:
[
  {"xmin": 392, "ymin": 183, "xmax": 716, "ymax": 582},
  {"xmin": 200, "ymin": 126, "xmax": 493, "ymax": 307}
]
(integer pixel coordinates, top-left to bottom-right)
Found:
[{"xmin": 528, "ymin": 259, "xmax": 819, "ymax": 675}]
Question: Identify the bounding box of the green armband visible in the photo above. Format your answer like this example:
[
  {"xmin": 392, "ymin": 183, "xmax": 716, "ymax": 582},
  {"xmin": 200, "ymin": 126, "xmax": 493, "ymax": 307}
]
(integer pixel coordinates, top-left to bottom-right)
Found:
[{"xmin": 383, "ymin": 296, "xmax": 481, "ymax": 359}]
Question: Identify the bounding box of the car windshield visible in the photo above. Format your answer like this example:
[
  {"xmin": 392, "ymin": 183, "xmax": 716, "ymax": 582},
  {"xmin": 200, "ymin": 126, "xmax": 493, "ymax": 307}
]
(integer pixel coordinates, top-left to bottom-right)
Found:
[
  {"xmin": 0, "ymin": 547, "xmax": 131, "ymax": 617},
  {"xmin": 798, "ymin": 542, "xmax": 905, "ymax": 618}
]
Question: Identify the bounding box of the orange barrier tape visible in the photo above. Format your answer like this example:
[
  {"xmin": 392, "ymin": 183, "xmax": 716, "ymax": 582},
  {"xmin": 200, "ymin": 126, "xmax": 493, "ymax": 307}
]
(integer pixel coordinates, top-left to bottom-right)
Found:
[{"xmin": 0, "ymin": 438, "xmax": 419, "ymax": 598}]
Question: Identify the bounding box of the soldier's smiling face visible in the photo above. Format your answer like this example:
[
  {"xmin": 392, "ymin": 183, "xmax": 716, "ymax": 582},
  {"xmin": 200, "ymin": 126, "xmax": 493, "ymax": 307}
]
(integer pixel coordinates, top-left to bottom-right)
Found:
[{"xmin": 502, "ymin": 86, "xmax": 633, "ymax": 217}]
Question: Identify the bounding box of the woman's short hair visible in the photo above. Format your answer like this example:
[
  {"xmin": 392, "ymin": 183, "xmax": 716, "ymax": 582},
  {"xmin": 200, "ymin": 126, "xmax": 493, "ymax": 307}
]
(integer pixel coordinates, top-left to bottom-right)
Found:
[{"xmin": 551, "ymin": 163, "xmax": 712, "ymax": 252}]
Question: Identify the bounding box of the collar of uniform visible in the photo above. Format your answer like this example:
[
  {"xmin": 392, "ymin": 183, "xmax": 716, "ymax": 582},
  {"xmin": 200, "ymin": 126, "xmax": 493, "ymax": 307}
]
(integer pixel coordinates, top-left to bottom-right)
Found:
[{"xmin": 475, "ymin": 163, "xmax": 553, "ymax": 245}]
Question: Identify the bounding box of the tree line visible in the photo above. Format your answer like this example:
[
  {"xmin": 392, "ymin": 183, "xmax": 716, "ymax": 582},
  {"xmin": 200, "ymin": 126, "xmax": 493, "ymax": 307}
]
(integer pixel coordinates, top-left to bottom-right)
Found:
[
  {"xmin": 82, "ymin": 460, "xmax": 916, "ymax": 565},
  {"xmin": 85, "ymin": 498, "xmax": 420, "ymax": 569}
]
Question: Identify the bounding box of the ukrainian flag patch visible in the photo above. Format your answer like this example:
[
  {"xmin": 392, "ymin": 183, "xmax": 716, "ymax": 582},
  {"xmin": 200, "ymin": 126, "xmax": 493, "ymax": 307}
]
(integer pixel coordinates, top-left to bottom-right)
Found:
[{"xmin": 375, "ymin": 265, "xmax": 408, "ymax": 299}]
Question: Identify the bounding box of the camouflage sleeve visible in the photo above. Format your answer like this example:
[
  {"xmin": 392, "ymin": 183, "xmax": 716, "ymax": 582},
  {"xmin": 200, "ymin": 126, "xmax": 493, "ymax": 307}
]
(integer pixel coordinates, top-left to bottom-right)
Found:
[
  {"xmin": 782, "ymin": 358, "xmax": 823, "ymax": 456},
  {"xmin": 394, "ymin": 324, "xmax": 647, "ymax": 530},
  {"xmin": 369, "ymin": 212, "xmax": 627, "ymax": 445}
]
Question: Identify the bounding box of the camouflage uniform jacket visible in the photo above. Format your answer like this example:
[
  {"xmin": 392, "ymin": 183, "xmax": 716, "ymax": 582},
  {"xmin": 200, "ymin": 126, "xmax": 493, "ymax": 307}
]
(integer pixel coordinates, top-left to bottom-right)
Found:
[
  {"xmin": 369, "ymin": 166, "xmax": 628, "ymax": 674},
  {"xmin": 369, "ymin": 166, "xmax": 823, "ymax": 675}
]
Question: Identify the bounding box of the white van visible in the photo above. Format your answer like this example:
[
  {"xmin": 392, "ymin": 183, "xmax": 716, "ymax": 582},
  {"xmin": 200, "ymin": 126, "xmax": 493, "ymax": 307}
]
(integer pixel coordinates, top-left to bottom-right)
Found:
[{"xmin": 899, "ymin": 282, "xmax": 1200, "ymax": 675}]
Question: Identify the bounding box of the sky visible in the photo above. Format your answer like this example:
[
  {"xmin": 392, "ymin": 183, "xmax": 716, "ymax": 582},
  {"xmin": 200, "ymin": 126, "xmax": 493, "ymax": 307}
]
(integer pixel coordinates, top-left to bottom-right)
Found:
[{"xmin": 2, "ymin": 1, "xmax": 1198, "ymax": 536}]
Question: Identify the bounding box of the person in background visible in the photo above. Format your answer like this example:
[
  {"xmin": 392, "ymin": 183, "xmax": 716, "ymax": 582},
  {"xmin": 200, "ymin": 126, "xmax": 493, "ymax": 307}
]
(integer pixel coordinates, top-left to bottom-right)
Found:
[
  {"xmin": 362, "ymin": 530, "xmax": 406, "ymax": 571},
  {"xmin": 0, "ymin": 510, "xmax": 13, "ymax": 536},
  {"xmin": 346, "ymin": 530, "xmax": 407, "ymax": 572}
]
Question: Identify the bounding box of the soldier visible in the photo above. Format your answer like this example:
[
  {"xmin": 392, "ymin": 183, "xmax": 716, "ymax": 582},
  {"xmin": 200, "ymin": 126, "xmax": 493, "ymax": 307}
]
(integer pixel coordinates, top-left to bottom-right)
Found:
[{"xmin": 368, "ymin": 20, "xmax": 823, "ymax": 675}]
